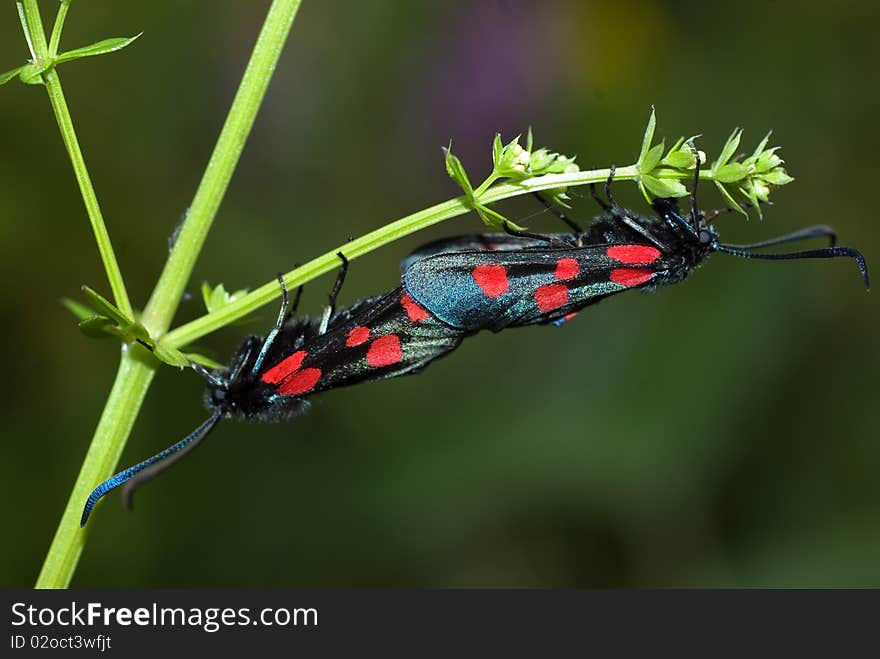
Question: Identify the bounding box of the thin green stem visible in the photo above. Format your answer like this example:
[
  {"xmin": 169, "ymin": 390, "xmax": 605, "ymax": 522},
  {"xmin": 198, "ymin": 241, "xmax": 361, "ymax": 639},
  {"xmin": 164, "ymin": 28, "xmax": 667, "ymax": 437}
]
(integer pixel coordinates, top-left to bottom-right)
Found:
[
  {"xmin": 36, "ymin": 0, "xmax": 304, "ymax": 589},
  {"xmin": 21, "ymin": 0, "xmax": 133, "ymax": 318},
  {"xmin": 35, "ymin": 347, "xmax": 157, "ymax": 589},
  {"xmin": 42, "ymin": 69, "xmax": 134, "ymax": 318},
  {"xmin": 19, "ymin": 1, "xmax": 46, "ymax": 56},
  {"xmin": 48, "ymin": 0, "xmax": 72, "ymax": 57}
]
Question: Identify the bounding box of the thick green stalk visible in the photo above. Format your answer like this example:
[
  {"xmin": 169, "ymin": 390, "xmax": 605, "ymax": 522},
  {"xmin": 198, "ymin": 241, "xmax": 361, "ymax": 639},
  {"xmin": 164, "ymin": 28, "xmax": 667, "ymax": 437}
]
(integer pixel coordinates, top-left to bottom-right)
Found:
[
  {"xmin": 35, "ymin": 347, "xmax": 156, "ymax": 588},
  {"xmin": 36, "ymin": 0, "xmax": 304, "ymax": 588},
  {"xmin": 141, "ymin": 0, "xmax": 303, "ymax": 335}
]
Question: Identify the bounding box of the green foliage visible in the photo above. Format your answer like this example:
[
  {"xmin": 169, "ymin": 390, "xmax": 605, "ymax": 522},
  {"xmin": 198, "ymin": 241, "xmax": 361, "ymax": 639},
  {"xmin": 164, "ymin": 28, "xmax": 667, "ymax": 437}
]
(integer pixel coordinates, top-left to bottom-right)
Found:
[{"xmin": 201, "ymin": 282, "xmax": 250, "ymax": 314}]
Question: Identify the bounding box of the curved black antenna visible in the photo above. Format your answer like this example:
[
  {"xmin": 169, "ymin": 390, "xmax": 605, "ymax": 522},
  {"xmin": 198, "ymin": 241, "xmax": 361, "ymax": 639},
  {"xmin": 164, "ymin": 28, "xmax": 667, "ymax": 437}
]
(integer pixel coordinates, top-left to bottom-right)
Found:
[
  {"xmin": 723, "ymin": 225, "xmax": 837, "ymax": 250},
  {"xmin": 80, "ymin": 411, "xmax": 223, "ymax": 527},
  {"xmin": 715, "ymin": 244, "xmax": 870, "ymax": 289}
]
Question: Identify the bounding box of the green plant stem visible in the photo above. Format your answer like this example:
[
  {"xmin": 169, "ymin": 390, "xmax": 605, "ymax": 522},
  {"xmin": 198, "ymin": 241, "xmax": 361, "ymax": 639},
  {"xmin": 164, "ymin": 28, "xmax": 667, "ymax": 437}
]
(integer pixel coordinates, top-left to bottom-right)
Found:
[
  {"xmin": 35, "ymin": 347, "xmax": 156, "ymax": 589},
  {"xmin": 48, "ymin": 0, "xmax": 71, "ymax": 57},
  {"xmin": 36, "ymin": 0, "xmax": 304, "ymax": 589},
  {"xmin": 21, "ymin": 0, "xmax": 133, "ymax": 319}
]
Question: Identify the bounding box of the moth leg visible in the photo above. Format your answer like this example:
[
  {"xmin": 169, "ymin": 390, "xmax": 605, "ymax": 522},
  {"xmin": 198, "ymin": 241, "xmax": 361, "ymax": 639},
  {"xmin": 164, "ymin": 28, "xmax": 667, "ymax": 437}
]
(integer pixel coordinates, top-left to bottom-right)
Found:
[
  {"xmin": 530, "ymin": 191, "xmax": 583, "ymax": 236},
  {"xmin": 589, "ymin": 164, "xmax": 617, "ymax": 212},
  {"xmin": 191, "ymin": 362, "xmax": 227, "ymax": 389},
  {"xmin": 598, "ymin": 165, "xmax": 647, "ymax": 230},
  {"xmin": 502, "ymin": 221, "xmax": 567, "ymax": 246},
  {"xmin": 281, "ymin": 262, "xmax": 304, "ymax": 325},
  {"xmin": 319, "ymin": 251, "xmax": 349, "ymax": 335},
  {"xmin": 589, "ymin": 183, "xmax": 611, "ymax": 212},
  {"xmin": 604, "ymin": 164, "xmax": 619, "ymax": 211},
  {"xmin": 251, "ymin": 275, "xmax": 289, "ymax": 375},
  {"xmin": 687, "ymin": 141, "xmax": 701, "ymax": 232}
]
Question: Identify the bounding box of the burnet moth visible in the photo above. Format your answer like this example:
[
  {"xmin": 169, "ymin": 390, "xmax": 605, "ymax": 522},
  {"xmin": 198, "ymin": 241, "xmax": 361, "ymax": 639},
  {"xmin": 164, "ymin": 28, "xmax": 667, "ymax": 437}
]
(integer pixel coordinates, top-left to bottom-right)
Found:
[
  {"xmin": 402, "ymin": 153, "xmax": 869, "ymax": 332},
  {"xmin": 81, "ymin": 144, "xmax": 869, "ymax": 525},
  {"xmin": 80, "ymin": 256, "xmax": 464, "ymax": 526}
]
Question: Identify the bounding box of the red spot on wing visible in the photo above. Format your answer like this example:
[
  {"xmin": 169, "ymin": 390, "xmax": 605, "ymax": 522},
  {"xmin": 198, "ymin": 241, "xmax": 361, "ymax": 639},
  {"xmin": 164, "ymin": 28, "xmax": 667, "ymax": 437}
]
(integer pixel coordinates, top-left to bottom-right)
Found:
[
  {"xmin": 610, "ymin": 268, "xmax": 655, "ymax": 287},
  {"xmin": 277, "ymin": 368, "xmax": 322, "ymax": 395},
  {"xmin": 261, "ymin": 350, "xmax": 307, "ymax": 385},
  {"xmin": 346, "ymin": 325, "xmax": 371, "ymax": 347},
  {"xmin": 400, "ymin": 294, "xmax": 431, "ymax": 322},
  {"xmin": 534, "ymin": 284, "xmax": 569, "ymax": 312},
  {"xmin": 472, "ymin": 264, "xmax": 509, "ymax": 297},
  {"xmin": 555, "ymin": 257, "xmax": 579, "ymax": 280},
  {"xmin": 606, "ymin": 245, "xmax": 662, "ymax": 264},
  {"xmin": 564, "ymin": 312, "xmax": 578, "ymax": 322},
  {"xmin": 366, "ymin": 334, "xmax": 403, "ymax": 367}
]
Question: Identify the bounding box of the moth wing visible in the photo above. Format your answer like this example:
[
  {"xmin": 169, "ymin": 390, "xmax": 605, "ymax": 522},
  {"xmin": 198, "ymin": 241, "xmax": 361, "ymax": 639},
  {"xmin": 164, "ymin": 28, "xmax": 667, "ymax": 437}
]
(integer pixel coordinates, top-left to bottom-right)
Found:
[
  {"xmin": 266, "ymin": 289, "xmax": 463, "ymax": 397},
  {"xmin": 401, "ymin": 233, "xmax": 563, "ymax": 273},
  {"xmin": 403, "ymin": 245, "xmax": 661, "ymax": 331}
]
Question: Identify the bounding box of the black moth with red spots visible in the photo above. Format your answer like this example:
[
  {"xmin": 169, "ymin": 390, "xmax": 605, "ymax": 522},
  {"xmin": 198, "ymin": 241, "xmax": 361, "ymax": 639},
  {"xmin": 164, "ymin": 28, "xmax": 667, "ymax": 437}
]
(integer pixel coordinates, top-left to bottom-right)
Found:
[
  {"xmin": 402, "ymin": 163, "xmax": 869, "ymax": 332},
  {"xmin": 81, "ymin": 159, "xmax": 869, "ymax": 525},
  {"xmin": 80, "ymin": 260, "xmax": 465, "ymax": 525}
]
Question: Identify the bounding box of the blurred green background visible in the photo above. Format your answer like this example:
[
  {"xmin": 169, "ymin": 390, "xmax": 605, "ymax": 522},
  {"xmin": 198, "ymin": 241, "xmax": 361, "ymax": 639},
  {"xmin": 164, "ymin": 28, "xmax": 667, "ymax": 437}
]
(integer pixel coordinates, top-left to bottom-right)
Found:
[{"xmin": 1, "ymin": 1, "xmax": 878, "ymax": 588}]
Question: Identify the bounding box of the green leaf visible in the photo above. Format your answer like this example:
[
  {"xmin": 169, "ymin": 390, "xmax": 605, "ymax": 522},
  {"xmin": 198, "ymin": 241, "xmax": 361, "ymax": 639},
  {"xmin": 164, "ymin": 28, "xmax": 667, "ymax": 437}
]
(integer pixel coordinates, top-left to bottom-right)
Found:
[
  {"xmin": 661, "ymin": 135, "xmax": 700, "ymax": 169},
  {"xmin": 491, "ymin": 133, "xmax": 503, "ymax": 168},
  {"xmin": 201, "ymin": 282, "xmax": 247, "ymax": 313},
  {"xmin": 714, "ymin": 162, "xmax": 750, "ymax": 183},
  {"xmin": 714, "ymin": 181, "xmax": 747, "ymax": 217},
  {"xmin": 637, "ymin": 107, "xmax": 657, "ymax": 165},
  {"xmin": 640, "ymin": 175, "xmax": 688, "ymax": 199},
  {"xmin": 54, "ymin": 33, "xmax": 143, "ymax": 65},
  {"xmin": 474, "ymin": 203, "xmax": 524, "ymax": 232},
  {"xmin": 714, "ymin": 128, "xmax": 742, "ymax": 169},
  {"xmin": 19, "ymin": 62, "xmax": 47, "ymax": 85},
  {"xmin": 662, "ymin": 148, "xmax": 694, "ymax": 169},
  {"xmin": 124, "ymin": 321, "xmax": 151, "ymax": 344},
  {"xmin": 81, "ymin": 285, "xmax": 133, "ymax": 327},
  {"xmin": 544, "ymin": 188, "xmax": 573, "ymax": 208},
  {"xmin": 742, "ymin": 183, "xmax": 763, "ymax": 220},
  {"xmin": 0, "ymin": 64, "xmax": 28, "ymax": 85},
  {"xmin": 152, "ymin": 343, "xmax": 190, "ymax": 369},
  {"xmin": 762, "ymin": 169, "xmax": 794, "ymax": 186},
  {"xmin": 640, "ymin": 140, "xmax": 665, "ymax": 174},
  {"xmin": 752, "ymin": 147, "xmax": 782, "ymax": 172},
  {"xmin": 78, "ymin": 316, "xmax": 118, "ymax": 339},
  {"xmin": 443, "ymin": 145, "xmax": 474, "ymax": 197},
  {"xmin": 749, "ymin": 131, "xmax": 772, "ymax": 161},
  {"xmin": 62, "ymin": 297, "xmax": 95, "ymax": 321}
]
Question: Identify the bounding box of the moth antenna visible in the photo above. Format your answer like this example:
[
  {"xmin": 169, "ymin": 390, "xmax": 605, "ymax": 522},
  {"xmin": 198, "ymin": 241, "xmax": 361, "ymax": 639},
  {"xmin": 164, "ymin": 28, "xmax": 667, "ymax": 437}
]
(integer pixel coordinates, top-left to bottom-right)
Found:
[
  {"xmin": 80, "ymin": 411, "xmax": 223, "ymax": 526},
  {"xmin": 530, "ymin": 191, "xmax": 583, "ymax": 235},
  {"xmin": 723, "ymin": 225, "xmax": 837, "ymax": 250},
  {"xmin": 715, "ymin": 244, "xmax": 870, "ymax": 290}
]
